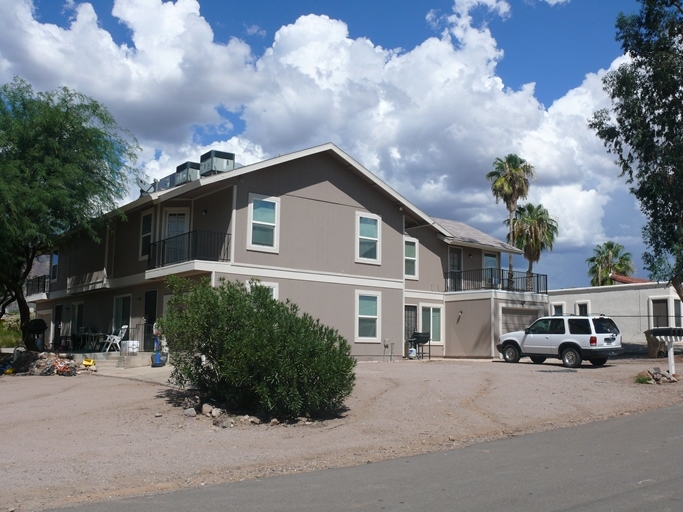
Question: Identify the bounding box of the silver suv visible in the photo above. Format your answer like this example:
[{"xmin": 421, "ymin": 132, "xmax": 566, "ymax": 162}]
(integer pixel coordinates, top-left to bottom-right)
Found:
[{"xmin": 496, "ymin": 315, "xmax": 623, "ymax": 368}]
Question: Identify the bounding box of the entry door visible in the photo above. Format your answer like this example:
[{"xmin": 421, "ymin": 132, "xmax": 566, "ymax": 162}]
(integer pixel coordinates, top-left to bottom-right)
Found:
[
  {"xmin": 143, "ymin": 290, "xmax": 158, "ymax": 351},
  {"xmin": 447, "ymin": 247, "xmax": 462, "ymax": 291},
  {"xmin": 164, "ymin": 210, "xmax": 189, "ymax": 264}
]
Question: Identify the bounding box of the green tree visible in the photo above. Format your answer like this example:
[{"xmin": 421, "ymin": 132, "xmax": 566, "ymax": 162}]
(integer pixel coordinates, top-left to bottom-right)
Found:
[
  {"xmin": 0, "ymin": 77, "xmax": 139, "ymax": 347},
  {"xmin": 589, "ymin": 0, "xmax": 683, "ymax": 297},
  {"xmin": 505, "ymin": 203, "xmax": 558, "ymax": 290},
  {"xmin": 161, "ymin": 277, "xmax": 356, "ymax": 420},
  {"xmin": 486, "ymin": 154, "xmax": 535, "ymax": 288},
  {"xmin": 586, "ymin": 241, "xmax": 636, "ymax": 286}
]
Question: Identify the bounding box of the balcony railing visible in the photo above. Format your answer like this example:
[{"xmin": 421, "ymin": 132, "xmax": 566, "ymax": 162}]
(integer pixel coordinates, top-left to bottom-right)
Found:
[
  {"xmin": 25, "ymin": 275, "xmax": 50, "ymax": 297},
  {"xmin": 444, "ymin": 268, "xmax": 548, "ymax": 294},
  {"xmin": 148, "ymin": 230, "xmax": 231, "ymax": 270}
]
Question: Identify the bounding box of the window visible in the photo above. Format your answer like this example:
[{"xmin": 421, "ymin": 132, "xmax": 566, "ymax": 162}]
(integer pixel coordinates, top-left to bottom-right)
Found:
[
  {"xmin": 356, "ymin": 292, "xmax": 381, "ymax": 341},
  {"xmin": 71, "ymin": 303, "xmax": 84, "ymax": 335},
  {"xmin": 676, "ymin": 300, "xmax": 681, "ymax": 328},
  {"xmin": 50, "ymin": 249, "xmax": 59, "ymax": 281},
  {"xmin": 484, "ymin": 253, "xmax": 498, "ymax": 269},
  {"xmin": 248, "ymin": 194, "xmax": 280, "ymax": 253},
  {"xmin": 421, "ymin": 306, "xmax": 442, "ymax": 342},
  {"xmin": 404, "ymin": 238, "xmax": 418, "ymax": 278},
  {"xmin": 553, "ymin": 304, "xmax": 564, "ymax": 316},
  {"xmin": 247, "ymin": 281, "xmax": 279, "ymax": 300},
  {"xmin": 356, "ymin": 212, "xmax": 381, "ymax": 264},
  {"xmin": 577, "ymin": 303, "xmax": 589, "ymax": 316},
  {"xmin": 568, "ymin": 318, "xmax": 591, "ymax": 335},
  {"xmin": 140, "ymin": 211, "xmax": 153, "ymax": 260}
]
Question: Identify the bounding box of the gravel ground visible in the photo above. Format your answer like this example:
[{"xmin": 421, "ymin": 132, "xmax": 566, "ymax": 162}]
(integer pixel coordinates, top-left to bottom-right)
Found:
[{"xmin": 2, "ymin": 350, "xmax": 683, "ymax": 511}]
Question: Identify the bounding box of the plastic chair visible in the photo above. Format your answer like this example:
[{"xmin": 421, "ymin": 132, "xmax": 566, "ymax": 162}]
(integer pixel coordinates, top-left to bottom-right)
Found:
[{"xmin": 101, "ymin": 325, "xmax": 128, "ymax": 352}]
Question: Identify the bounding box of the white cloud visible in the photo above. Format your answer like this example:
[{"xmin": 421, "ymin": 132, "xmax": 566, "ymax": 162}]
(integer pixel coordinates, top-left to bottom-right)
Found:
[{"xmin": 0, "ymin": 0, "xmax": 639, "ymax": 287}]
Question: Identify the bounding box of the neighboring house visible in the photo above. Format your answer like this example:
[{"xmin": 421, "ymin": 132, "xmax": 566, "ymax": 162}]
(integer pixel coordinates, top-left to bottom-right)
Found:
[
  {"xmin": 548, "ymin": 275, "xmax": 681, "ymax": 344},
  {"xmin": 25, "ymin": 143, "xmax": 549, "ymax": 360}
]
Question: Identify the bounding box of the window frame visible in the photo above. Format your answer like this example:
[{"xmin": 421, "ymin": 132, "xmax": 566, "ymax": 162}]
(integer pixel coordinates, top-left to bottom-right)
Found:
[
  {"xmin": 404, "ymin": 237, "xmax": 419, "ymax": 279},
  {"xmin": 576, "ymin": 302, "xmax": 589, "ymax": 316},
  {"xmin": 246, "ymin": 280, "xmax": 279, "ymax": 300},
  {"xmin": 139, "ymin": 209, "xmax": 154, "ymax": 261},
  {"xmin": 355, "ymin": 291, "xmax": 381, "ymax": 343},
  {"xmin": 355, "ymin": 212, "xmax": 381, "ymax": 265},
  {"xmin": 419, "ymin": 304, "xmax": 443, "ymax": 343},
  {"xmin": 247, "ymin": 193, "xmax": 280, "ymax": 253}
]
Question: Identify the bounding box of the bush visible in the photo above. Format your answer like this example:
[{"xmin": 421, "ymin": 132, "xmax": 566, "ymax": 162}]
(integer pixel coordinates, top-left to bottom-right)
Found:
[
  {"xmin": 161, "ymin": 276, "xmax": 356, "ymax": 420},
  {"xmin": 0, "ymin": 314, "xmax": 22, "ymax": 348}
]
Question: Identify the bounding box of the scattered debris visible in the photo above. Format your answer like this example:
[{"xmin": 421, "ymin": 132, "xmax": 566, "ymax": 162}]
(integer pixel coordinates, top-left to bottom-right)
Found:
[{"xmin": 636, "ymin": 367, "xmax": 680, "ymax": 385}]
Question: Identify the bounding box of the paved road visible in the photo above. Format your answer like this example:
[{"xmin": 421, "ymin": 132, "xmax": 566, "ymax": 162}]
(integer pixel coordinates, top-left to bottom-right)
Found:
[{"xmin": 50, "ymin": 403, "xmax": 683, "ymax": 512}]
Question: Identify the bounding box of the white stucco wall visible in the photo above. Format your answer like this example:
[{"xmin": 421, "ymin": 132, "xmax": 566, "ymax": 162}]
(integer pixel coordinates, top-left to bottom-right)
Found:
[{"xmin": 549, "ymin": 283, "xmax": 681, "ymax": 344}]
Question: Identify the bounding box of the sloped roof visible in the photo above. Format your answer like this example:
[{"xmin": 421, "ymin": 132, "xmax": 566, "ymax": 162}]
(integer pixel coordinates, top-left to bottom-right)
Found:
[
  {"xmin": 125, "ymin": 142, "xmax": 517, "ymax": 254},
  {"xmin": 433, "ymin": 218, "xmax": 522, "ymax": 254},
  {"xmin": 609, "ymin": 273, "xmax": 652, "ymax": 284}
]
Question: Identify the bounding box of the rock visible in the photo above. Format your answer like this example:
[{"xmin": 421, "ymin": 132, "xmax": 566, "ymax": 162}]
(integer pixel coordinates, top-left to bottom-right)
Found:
[
  {"xmin": 201, "ymin": 403, "xmax": 213, "ymax": 416},
  {"xmin": 155, "ymin": 413, "xmax": 162, "ymax": 418},
  {"xmin": 183, "ymin": 408, "xmax": 197, "ymax": 417},
  {"xmin": 211, "ymin": 408, "xmax": 222, "ymax": 418},
  {"xmin": 212, "ymin": 418, "xmax": 229, "ymax": 428},
  {"xmin": 249, "ymin": 417, "xmax": 261, "ymax": 425},
  {"xmin": 269, "ymin": 418, "xmax": 279, "ymax": 426}
]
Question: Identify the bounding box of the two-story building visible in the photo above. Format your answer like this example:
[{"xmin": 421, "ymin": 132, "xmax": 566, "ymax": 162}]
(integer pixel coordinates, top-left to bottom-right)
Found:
[{"xmin": 25, "ymin": 143, "xmax": 549, "ymax": 361}]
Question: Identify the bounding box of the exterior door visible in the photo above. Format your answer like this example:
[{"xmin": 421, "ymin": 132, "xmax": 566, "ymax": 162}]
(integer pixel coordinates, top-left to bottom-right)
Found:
[
  {"xmin": 164, "ymin": 210, "xmax": 189, "ymax": 264},
  {"xmin": 143, "ymin": 290, "xmax": 158, "ymax": 351},
  {"xmin": 447, "ymin": 247, "xmax": 462, "ymax": 291},
  {"xmin": 404, "ymin": 305, "xmax": 418, "ymax": 356}
]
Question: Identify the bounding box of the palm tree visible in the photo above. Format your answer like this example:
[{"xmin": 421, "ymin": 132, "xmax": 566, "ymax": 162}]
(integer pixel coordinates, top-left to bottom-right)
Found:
[
  {"xmin": 486, "ymin": 154, "xmax": 535, "ymax": 289},
  {"xmin": 586, "ymin": 241, "xmax": 636, "ymax": 286},
  {"xmin": 505, "ymin": 203, "xmax": 558, "ymax": 291}
]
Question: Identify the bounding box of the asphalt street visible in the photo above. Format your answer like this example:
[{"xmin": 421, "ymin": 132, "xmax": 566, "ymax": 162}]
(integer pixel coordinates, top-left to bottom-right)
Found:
[{"xmin": 50, "ymin": 403, "xmax": 683, "ymax": 512}]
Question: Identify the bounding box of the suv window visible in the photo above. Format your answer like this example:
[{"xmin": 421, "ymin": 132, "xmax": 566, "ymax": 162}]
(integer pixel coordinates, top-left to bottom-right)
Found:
[
  {"xmin": 528, "ymin": 319, "xmax": 551, "ymax": 334},
  {"xmin": 568, "ymin": 318, "xmax": 591, "ymax": 335},
  {"xmin": 549, "ymin": 319, "xmax": 565, "ymax": 334},
  {"xmin": 592, "ymin": 317, "xmax": 620, "ymax": 334}
]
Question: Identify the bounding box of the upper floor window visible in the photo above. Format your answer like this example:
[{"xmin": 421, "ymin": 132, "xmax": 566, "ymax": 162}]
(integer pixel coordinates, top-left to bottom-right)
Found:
[
  {"xmin": 405, "ymin": 238, "xmax": 418, "ymax": 279},
  {"xmin": 248, "ymin": 194, "xmax": 280, "ymax": 253},
  {"xmin": 140, "ymin": 211, "xmax": 153, "ymax": 260},
  {"xmin": 553, "ymin": 304, "xmax": 564, "ymax": 316},
  {"xmin": 356, "ymin": 212, "xmax": 381, "ymax": 264},
  {"xmin": 50, "ymin": 249, "xmax": 59, "ymax": 282},
  {"xmin": 577, "ymin": 303, "xmax": 589, "ymax": 316}
]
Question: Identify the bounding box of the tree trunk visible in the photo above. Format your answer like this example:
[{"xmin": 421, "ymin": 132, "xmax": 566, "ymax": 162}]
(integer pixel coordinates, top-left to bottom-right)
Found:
[
  {"xmin": 526, "ymin": 261, "xmax": 534, "ymax": 292},
  {"xmin": 508, "ymin": 208, "xmax": 515, "ymax": 291}
]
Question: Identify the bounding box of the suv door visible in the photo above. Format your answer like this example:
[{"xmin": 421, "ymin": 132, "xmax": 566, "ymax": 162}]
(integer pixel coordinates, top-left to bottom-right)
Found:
[{"xmin": 522, "ymin": 318, "xmax": 563, "ymax": 355}]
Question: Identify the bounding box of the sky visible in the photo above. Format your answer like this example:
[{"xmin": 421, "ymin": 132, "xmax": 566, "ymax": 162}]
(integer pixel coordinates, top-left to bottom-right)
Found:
[{"xmin": 0, "ymin": 0, "xmax": 646, "ymax": 289}]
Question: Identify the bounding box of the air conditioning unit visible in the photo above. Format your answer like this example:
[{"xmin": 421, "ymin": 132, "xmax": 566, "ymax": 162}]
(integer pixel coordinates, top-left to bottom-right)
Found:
[
  {"xmin": 157, "ymin": 173, "xmax": 175, "ymax": 191},
  {"xmin": 175, "ymin": 161, "xmax": 200, "ymax": 186},
  {"xmin": 200, "ymin": 150, "xmax": 235, "ymax": 176}
]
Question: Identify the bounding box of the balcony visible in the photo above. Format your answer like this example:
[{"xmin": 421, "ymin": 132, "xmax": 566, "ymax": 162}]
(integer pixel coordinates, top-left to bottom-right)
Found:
[
  {"xmin": 444, "ymin": 268, "xmax": 548, "ymax": 294},
  {"xmin": 25, "ymin": 275, "xmax": 50, "ymax": 300},
  {"xmin": 148, "ymin": 230, "xmax": 231, "ymax": 270},
  {"xmin": 68, "ymin": 269, "xmax": 110, "ymax": 294}
]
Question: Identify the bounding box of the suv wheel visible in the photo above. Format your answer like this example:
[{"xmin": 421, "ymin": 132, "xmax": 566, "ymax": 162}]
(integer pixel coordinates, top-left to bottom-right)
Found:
[
  {"xmin": 561, "ymin": 347, "xmax": 582, "ymax": 368},
  {"xmin": 503, "ymin": 344, "xmax": 521, "ymax": 363},
  {"xmin": 530, "ymin": 356, "xmax": 546, "ymax": 364},
  {"xmin": 590, "ymin": 357, "xmax": 608, "ymax": 367}
]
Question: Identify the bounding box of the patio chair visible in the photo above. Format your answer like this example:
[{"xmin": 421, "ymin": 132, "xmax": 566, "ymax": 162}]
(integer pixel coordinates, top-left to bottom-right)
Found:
[{"xmin": 101, "ymin": 325, "xmax": 128, "ymax": 352}]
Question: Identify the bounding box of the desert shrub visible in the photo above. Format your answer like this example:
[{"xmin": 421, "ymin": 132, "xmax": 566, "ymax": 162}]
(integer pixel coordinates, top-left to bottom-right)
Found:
[
  {"xmin": 160, "ymin": 276, "xmax": 356, "ymax": 420},
  {"xmin": 0, "ymin": 315, "xmax": 22, "ymax": 348},
  {"xmin": 634, "ymin": 371, "xmax": 651, "ymax": 384}
]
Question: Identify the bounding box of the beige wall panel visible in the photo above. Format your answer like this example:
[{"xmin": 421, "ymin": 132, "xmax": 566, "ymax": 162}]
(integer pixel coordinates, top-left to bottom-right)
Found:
[
  {"xmin": 216, "ymin": 272, "xmax": 403, "ymax": 360},
  {"xmin": 407, "ymin": 226, "xmax": 448, "ymax": 293},
  {"xmin": 232, "ymin": 154, "xmax": 404, "ymax": 280},
  {"xmin": 192, "ymin": 189, "xmax": 233, "ymax": 234},
  {"xmin": 445, "ymin": 298, "xmax": 493, "ymax": 358}
]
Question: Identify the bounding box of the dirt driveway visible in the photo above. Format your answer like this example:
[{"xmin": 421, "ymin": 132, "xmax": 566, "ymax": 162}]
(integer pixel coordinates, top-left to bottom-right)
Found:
[{"xmin": 2, "ymin": 355, "xmax": 682, "ymax": 511}]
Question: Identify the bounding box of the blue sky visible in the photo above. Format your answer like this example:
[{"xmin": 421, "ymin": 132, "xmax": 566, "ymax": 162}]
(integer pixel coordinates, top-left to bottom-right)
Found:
[{"xmin": 1, "ymin": 0, "xmax": 644, "ymax": 288}]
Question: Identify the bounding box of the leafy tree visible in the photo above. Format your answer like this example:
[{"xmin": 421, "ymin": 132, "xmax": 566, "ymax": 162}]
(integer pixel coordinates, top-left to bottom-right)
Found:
[
  {"xmin": 589, "ymin": 0, "xmax": 683, "ymax": 297},
  {"xmin": 160, "ymin": 277, "xmax": 357, "ymax": 420},
  {"xmin": 505, "ymin": 203, "xmax": 558, "ymax": 290},
  {"xmin": 486, "ymin": 154, "xmax": 535, "ymax": 288},
  {"xmin": 0, "ymin": 77, "xmax": 139, "ymax": 347},
  {"xmin": 586, "ymin": 241, "xmax": 636, "ymax": 286}
]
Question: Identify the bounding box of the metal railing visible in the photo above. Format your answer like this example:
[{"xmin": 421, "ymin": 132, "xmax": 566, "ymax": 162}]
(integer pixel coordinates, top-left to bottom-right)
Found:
[
  {"xmin": 25, "ymin": 275, "xmax": 50, "ymax": 297},
  {"xmin": 444, "ymin": 268, "xmax": 548, "ymax": 294},
  {"xmin": 148, "ymin": 230, "xmax": 231, "ymax": 269}
]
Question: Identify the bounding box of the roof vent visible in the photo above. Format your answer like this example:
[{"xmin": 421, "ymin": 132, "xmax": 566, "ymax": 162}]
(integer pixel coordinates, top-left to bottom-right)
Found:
[{"xmin": 200, "ymin": 150, "xmax": 235, "ymax": 176}]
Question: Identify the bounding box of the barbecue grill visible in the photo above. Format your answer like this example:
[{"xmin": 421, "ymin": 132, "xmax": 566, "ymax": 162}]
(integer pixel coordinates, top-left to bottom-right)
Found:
[{"xmin": 408, "ymin": 331, "xmax": 431, "ymax": 360}]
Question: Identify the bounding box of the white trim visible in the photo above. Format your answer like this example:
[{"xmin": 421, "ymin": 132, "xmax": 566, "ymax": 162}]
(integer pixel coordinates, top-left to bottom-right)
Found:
[
  {"xmin": 355, "ymin": 290, "xmax": 381, "ymax": 343},
  {"xmin": 419, "ymin": 302, "xmax": 444, "ymax": 344},
  {"xmin": 112, "ymin": 294, "xmax": 132, "ymax": 332},
  {"xmin": 551, "ymin": 302, "xmax": 566, "ymax": 316},
  {"xmin": 355, "ymin": 212, "xmax": 382, "ymax": 265},
  {"xmin": 230, "ymin": 186, "xmax": 237, "ymax": 263},
  {"xmin": 139, "ymin": 209, "xmax": 154, "ymax": 261},
  {"xmin": 648, "ymin": 295, "xmax": 673, "ymax": 329},
  {"xmin": 247, "ymin": 193, "xmax": 280, "ymax": 253},
  {"xmin": 404, "ymin": 236, "xmax": 419, "ymax": 280},
  {"xmin": 163, "ymin": 207, "xmax": 190, "ymax": 237},
  {"xmin": 404, "ymin": 289, "xmax": 445, "ymax": 301},
  {"xmin": 146, "ymin": 260, "xmax": 405, "ymax": 290},
  {"xmin": 246, "ymin": 280, "xmax": 279, "ymax": 300}
]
